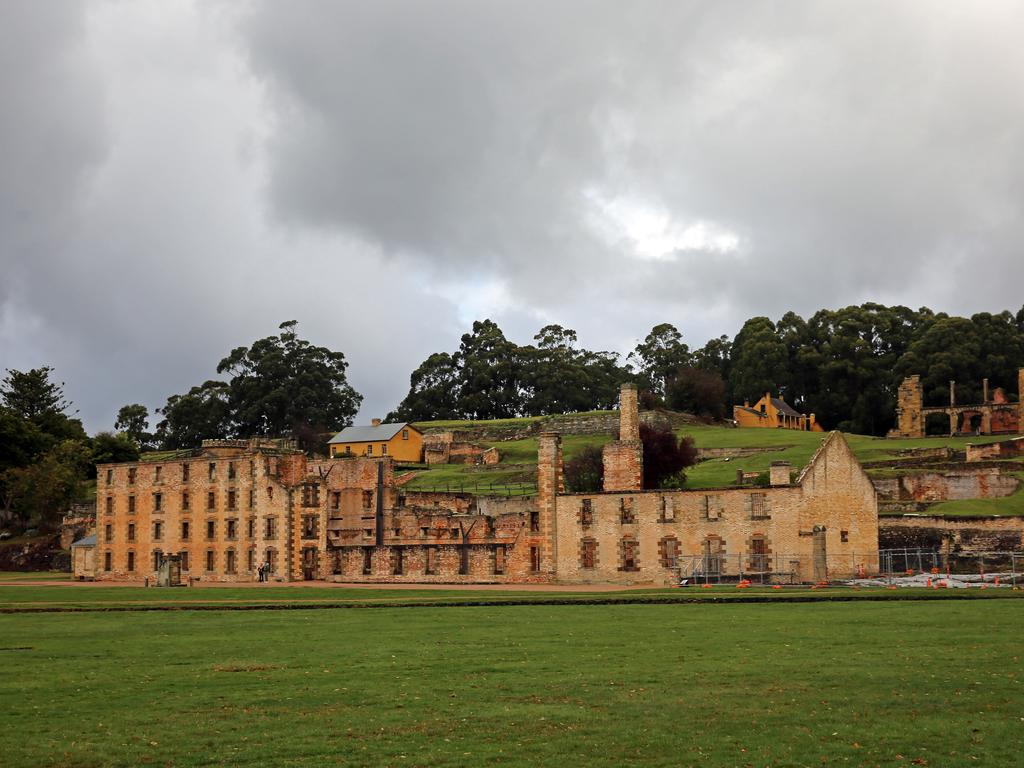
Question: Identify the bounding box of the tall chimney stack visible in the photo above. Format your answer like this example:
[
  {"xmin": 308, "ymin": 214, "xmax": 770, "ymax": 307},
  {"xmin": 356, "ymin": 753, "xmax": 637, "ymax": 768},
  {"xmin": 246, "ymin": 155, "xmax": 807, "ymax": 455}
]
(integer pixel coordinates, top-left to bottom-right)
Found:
[{"xmin": 602, "ymin": 383, "xmax": 643, "ymax": 492}]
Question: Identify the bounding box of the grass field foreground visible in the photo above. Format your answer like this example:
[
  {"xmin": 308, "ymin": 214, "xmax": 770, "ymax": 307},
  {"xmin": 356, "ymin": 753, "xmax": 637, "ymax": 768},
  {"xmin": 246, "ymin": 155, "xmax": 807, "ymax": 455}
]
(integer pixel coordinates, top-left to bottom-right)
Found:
[
  {"xmin": 1, "ymin": 600, "xmax": 1022, "ymax": 767},
  {"xmin": 3, "ymin": 582, "xmax": 1022, "ymax": 612}
]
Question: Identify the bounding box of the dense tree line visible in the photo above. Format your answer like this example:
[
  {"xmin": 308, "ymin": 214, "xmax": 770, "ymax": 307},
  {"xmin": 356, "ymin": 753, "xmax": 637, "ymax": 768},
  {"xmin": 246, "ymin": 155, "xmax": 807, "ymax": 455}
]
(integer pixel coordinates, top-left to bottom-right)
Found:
[
  {"xmin": 1, "ymin": 367, "xmax": 137, "ymax": 532},
  {"xmin": 390, "ymin": 304, "xmax": 1024, "ymax": 435},
  {"xmin": 121, "ymin": 321, "xmax": 362, "ymax": 451},
  {"xmin": 387, "ymin": 320, "xmax": 628, "ymax": 421}
]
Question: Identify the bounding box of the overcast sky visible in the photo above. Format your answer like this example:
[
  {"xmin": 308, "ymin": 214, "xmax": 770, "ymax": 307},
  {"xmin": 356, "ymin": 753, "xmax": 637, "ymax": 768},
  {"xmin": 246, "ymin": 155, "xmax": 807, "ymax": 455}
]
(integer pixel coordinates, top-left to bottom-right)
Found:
[{"xmin": 2, "ymin": 1, "xmax": 1023, "ymax": 433}]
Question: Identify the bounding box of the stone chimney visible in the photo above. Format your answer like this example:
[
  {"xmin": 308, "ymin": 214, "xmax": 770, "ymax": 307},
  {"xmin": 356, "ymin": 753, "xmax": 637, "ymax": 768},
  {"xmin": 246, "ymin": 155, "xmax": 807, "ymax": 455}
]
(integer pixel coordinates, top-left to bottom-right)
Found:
[
  {"xmin": 1018, "ymin": 368, "xmax": 1024, "ymax": 425},
  {"xmin": 983, "ymin": 378, "xmax": 989, "ymax": 404},
  {"xmin": 769, "ymin": 461, "xmax": 792, "ymax": 486},
  {"xmin": 371, "ymin": 418, "xmax": 381, "ymax": 427},
  {"xmin": 618, "ymin": 382, "xmax": 639, "ymax": 442},
  {"xmin": 535, "ymin": 431, "xmax": 563, "ymax": 574},
  {"xmin": 602, "ymin": 383, "xmax": 643, "ymax": 492},
  {"xmin": 950, "ymin": 380, "xmax": 956, "ymax": 407}
]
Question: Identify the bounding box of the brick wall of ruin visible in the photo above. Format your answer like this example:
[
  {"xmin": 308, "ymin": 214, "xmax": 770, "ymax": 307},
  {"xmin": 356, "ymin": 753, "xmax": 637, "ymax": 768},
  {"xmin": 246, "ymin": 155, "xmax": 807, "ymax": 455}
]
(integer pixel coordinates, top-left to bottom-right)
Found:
[
  {"xmin": 555, "ymin": 432, "xmax": 878, "ymax": 585},
  {"xmin": 872, "ymin": 468, "xmax": 1019, "ymax": 503},
  {"xmin": 880, "ymin": 515, "xmax": 1024, "ymax": 554},
  {"xmin": 966, "ymin": 437, "xmax": 1024, "ymax": 462},
  {"xmin": 602, "ymin": 384, "xmax": 643, "ymax": 492},
  {"xmin": 94, "ymin": 450, "xmax": 299, "ymax": 583},
  {"xmin": 890, "ymin": 375, "xmax": 924, "ymax": 438}
]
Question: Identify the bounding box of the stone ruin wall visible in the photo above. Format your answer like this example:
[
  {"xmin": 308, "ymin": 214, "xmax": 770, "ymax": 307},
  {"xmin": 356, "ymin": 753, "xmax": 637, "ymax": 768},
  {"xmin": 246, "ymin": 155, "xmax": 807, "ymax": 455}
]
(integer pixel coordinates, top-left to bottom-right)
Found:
[
  {"xmin": 872, "ymin": 468, "xmax": 1019, "ymax": 504},
  {"xmin": 889, "ymin": 369, "xmax": 1024, "ymax": 438},
  {"xmin": 880, "ymin": 515, "xmax": 1024, "ymax": 557},
  {"xmin": 966, "ymin": 436, "xmax": 1024, "ymax": 462}
]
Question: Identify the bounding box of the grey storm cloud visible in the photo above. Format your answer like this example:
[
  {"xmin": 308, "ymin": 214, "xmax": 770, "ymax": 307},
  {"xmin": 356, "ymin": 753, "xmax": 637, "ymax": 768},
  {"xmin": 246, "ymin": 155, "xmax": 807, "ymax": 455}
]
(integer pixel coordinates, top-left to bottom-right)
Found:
[{"xmin": 1, "ymin": 0, "xmax": 1023, "ymax": 432}]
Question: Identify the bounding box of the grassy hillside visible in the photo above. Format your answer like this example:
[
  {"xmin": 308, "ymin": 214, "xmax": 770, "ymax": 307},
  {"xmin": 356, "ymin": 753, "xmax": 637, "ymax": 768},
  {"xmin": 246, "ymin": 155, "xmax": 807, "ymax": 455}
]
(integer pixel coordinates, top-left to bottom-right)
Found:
[{"xmin": 402, "ymin": 415, "xmax": 1023, "ymax": 514}]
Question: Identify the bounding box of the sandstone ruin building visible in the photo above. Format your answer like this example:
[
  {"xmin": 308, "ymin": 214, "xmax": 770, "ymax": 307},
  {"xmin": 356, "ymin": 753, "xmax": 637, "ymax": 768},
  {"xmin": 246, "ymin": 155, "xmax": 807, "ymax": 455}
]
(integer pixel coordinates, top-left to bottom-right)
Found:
[
  {"xmin": 888, "ymin": 369, "xmax": 1024, "ymax": 438},
  {"xmin": 82, "ymin": 386, "xmax": 878, "ymax": 584}
]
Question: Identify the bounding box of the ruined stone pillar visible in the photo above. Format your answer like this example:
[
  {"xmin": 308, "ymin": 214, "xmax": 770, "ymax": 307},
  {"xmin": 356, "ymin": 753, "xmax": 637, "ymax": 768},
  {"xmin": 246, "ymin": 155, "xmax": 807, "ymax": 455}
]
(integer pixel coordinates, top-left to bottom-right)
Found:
[
  {"xmin": 949, "ymin": 412, "xmax": 958, "ymax": 436},
  {"xmin": 981, "ymin": 410, "xmax": 992, "ymax": 435},
  {"xmin": 1018, "ymin": 368, "xmax": 1024, "ymax": 433},
  {"xmin": 619, "ymin": 383, "xmax": 640, "ymax": 442},
  {"xmin": 536, "ymin": 431, "xmax": 563, "ymax": 575},
  {"xmin": 893, "ymin": 375, "xmax": 924, "ymax": 438}
]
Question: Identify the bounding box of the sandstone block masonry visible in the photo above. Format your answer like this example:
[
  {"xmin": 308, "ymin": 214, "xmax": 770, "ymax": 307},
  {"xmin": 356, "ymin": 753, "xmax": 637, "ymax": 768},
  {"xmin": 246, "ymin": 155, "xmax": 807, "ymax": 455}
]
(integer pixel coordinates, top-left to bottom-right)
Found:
[
  {"xmin": 544, "ymin": 384, "xmax": 879, "ymax": 585},
  {"xmin": 602, "ymin": 383, "xmax": 642, "ymax": 492},
  {"xmin": 92, "ymin": 385, "xmax": 880, "ymax": 585},
  {"xmin": 889, "ymin": 369, "xmax": 1023, "ymax": 438}
]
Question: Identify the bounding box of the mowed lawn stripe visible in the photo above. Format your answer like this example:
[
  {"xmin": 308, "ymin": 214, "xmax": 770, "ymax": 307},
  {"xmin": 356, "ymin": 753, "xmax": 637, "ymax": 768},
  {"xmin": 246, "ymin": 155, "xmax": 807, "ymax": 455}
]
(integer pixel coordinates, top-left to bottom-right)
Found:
[{"xmin": 0, "ymin": 601, "xmax": 1021, "ymax": 767}]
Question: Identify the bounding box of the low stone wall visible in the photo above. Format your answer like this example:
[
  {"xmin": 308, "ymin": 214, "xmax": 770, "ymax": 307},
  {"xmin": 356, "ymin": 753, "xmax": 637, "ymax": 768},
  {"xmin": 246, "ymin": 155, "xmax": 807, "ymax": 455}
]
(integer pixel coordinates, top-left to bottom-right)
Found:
[
  {"xmin": 873, "ymin": 468, "xmax": 1018, "ymax": 502},
  {"xmin": 880, "ymin": 515, "xmax": 1024, "ymax": 553},
  {"xmin": 418, "ymin": 409, "xmax": 702, "ymax": 443},
  {"xmin": 696, "ymin": 446, "xmax": 787, "ymax": 460},
  {"xmin": 397, "ymin": 491, "xmax": 535, "ymax": 517},
  {"xmin": 547, "ymin": 409, "xmax": 698, "ymax": 437},
  {"xmin": 967, "ymin": 436, "xmax": 1024, "ymax": 462}
]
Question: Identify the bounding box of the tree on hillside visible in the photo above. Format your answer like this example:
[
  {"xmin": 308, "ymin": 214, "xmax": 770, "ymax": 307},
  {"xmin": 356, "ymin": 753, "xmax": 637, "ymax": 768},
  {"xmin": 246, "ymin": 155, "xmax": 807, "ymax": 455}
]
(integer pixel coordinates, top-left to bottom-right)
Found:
[
  {"xmin": 522, "ymin": 325, "xmax": 626, "ymax": 415},
  {"xmin": 0, "ymin": 440, "xmax": 91, "ymax": 530},
  {"xmin": 0, "ymin": 407, "xmax": 50, "ymax": 473},
  {"xmin": 665, "ymin": 367, "xmax": 726, "ymax": 418},
  {"xmin": 1, "ymin": 367, "xmax": 72, "ymax": 422},
  {"xmin": 90, "ymin": 432, "xmax": 140, "ymax": 474},
  {"xmin": 970, "ymin": 311, "xmax": 1024, "ymax": 397},
  {"xmin": 629, "ymin": 323, "xmax": 691, "ymax": 399},
  {"xmin": 1, "ymin": 367, "xmax": 85, "ymax": 444},
  {"xmin": 729, "ymin": 317, "xmax": 789, "ymax": 404},
  {"xmin": 640, "ymin": 424, "xmax": 697, "ymax": 489},
  {"xmin": 387, "ymin": 352, "xmax": 462, "ymax": 422},
  {"xmin": 155, "ymin": 381, "xmax": 233, "ymax": 449},
  {"xmin": 894, "ymin": 316, "xmax": 983, "ymax": 407},
  {"xmin": 455, "ymin": 320, "xmax": 524, "ymax": 419},
  {"xmin": 216, "ymin": 321, "xmax": 362, "ymax": 437},
  {"xmin": 388, "ymin": 321, "xmax": 629, "ymax": 422},
  {"xmin": 894, "ymin": 311, "xmax": 1024, "ymax": 407},
  {"xmin": 800, "ymin": 304, "xmax": 927, "ymax": 435},
  {"xmin": 115, "ymin": 404, "xmax": 152, "ymax": 449}
]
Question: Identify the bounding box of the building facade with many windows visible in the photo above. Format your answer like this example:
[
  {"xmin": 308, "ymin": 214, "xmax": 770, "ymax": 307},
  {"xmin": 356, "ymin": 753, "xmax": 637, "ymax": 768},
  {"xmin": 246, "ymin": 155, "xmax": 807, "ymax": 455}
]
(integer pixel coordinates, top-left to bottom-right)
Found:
[{"xmin": 89, "ymin": 387, "xmax": 878, "ymax": 585}]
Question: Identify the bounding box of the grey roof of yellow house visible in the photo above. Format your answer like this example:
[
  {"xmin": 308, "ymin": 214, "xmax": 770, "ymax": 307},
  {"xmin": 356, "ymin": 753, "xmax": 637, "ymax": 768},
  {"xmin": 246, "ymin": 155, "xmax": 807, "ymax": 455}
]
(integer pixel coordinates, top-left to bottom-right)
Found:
[
  {"xmin": 770, "ymin": 397, "xmax": 804, "ymax": 418},
  {"xmin": 328, "ymin": 422, "xmax": 417, "ymax": 444},
  {"xmin": 735, "ymin": 405, "xmax": 767, "ymax": 418},
  {"xmin": 71, "ymin": 534, "xmax": 96, "ymax": 547}
]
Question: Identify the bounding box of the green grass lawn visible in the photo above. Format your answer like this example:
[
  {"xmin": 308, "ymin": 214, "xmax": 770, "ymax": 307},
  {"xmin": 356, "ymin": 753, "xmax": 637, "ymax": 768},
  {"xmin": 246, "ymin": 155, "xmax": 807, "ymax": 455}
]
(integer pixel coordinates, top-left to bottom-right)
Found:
[
  {"xmin": 0, "ymin": 570, "xmax": 69, "ymax": 583},
  {"xmin": 1, "ymin": 600, "xmax": 1021, "ymax": 767},
  {"xmin": 3, "ymin": 583, "xmax": 1020, "ymax": 611},
  {"xmin": 928, "ymin": 477, "xmax": 1024, "ymax": 517}
]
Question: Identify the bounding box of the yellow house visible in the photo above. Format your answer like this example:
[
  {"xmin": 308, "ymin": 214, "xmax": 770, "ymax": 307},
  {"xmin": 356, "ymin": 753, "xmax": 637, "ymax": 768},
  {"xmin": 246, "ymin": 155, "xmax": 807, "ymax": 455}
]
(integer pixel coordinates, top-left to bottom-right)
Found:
[
  {"xmin": 328, "ymin": 420, "xmax": 424, "ymax": 462},
  {"xmin": 733, "ymin": 392, "xmax": 824, "ymax": 432}
]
